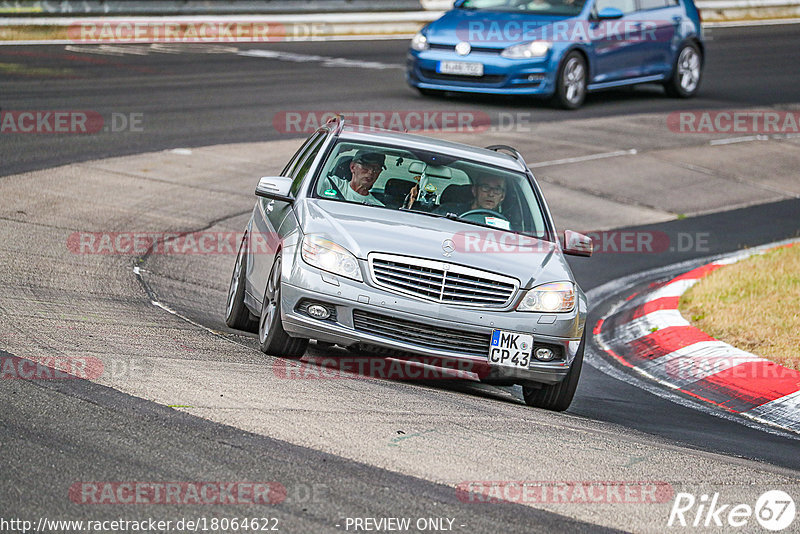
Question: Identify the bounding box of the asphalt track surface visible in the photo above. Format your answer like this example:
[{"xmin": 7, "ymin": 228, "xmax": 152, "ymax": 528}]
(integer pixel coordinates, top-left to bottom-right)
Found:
[
  {"xmin": 2, "ymin": 24, "xmax": 800, "ymax": 533},
  {"xmin": 2, "ymin": 23, "xmax": 800, "ymax": 177}
]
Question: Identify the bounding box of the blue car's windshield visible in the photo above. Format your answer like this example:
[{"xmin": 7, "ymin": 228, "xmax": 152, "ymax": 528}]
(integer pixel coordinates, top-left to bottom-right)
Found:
[{"xmin": 460, "ymin": 0, "xmax": 586, "ymax": 16}]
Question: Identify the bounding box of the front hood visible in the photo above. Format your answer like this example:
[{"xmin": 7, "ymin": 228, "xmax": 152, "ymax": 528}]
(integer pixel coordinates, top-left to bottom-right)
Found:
[
  {"xmin": 298, "ymin": 199, "xmax": 573, "ymax": 289},
  {"xmin": 425, "ymin": 9, "xmax": 576, "ymax": 48}
]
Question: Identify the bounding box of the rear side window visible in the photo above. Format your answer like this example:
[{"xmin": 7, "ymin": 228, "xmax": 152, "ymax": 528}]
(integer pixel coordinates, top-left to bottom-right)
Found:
[
  {"xmin": 638, "ymin": 0, "xmax": 672, "ymax": 9},
  {"xmin": 595, "ymin": 0, "xmax": 636, "ymax": 13}
]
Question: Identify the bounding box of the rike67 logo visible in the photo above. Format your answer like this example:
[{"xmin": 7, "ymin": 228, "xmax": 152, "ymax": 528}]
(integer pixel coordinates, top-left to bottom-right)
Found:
[{"xmin": 668, "ymin": 490, "xmax": 796, "ymax": 531}]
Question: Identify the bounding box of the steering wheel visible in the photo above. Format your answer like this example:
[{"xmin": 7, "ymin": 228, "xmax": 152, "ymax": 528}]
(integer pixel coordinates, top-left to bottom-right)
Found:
[{"xmin": 458, "ymin": 209, "xmax": 510, "ymax": 222}]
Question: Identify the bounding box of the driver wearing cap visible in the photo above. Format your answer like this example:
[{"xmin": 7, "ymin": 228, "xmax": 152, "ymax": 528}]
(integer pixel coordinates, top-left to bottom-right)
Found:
[{"xmin": 329, "ymin": 150, "xmax": 386, "ymax": 206}]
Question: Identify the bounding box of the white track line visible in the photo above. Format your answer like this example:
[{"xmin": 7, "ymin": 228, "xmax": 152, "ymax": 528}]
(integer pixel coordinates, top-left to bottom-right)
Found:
[{"xmin": 529, "ymin": 149, "xmax": 637, "ymax": 168}]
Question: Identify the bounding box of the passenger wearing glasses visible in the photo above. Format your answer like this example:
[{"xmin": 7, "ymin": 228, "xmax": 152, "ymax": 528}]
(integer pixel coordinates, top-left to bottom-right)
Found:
[{"xmin": 407, "ymin": 175, "xmax": 508, "ymax": 216}]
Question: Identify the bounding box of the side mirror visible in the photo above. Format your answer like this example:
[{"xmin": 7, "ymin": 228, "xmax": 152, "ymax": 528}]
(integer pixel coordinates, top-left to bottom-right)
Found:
[
  {"xmin": 596, "ymin": 7, "xmax": 624, "ymax": 20},
  {"xmin": 454, "ymin": 0, "xmax": 467, "ymax": 7},
  {"xmin": 255, "ymin": 176, "xmax": 294, "ymax": 203},
  {"xmin": 563, "ymin": 230, "xmax": 593, "ymax": 257}
]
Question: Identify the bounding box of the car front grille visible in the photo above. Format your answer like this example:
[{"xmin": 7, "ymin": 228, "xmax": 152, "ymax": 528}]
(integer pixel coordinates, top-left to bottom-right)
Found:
[
  {"xmin": 352, "ymin": 309, "xmax": 491, "ymax": 357},
  {"xmin": 420, "ymin": 69, "xmax": 506, "ymax": 85},
  {"xmin": 428, "ymin": 44, "xmax": 503, "ymax": 55},
  {"xmin": 368, "ymin": 253, "xmax": 518, "ymax": 307}
]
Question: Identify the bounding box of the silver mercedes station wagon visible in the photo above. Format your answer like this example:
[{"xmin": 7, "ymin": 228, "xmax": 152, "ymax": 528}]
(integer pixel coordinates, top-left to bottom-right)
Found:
[{"xmin": 226, "ymin": 117, "xmax": 593, "ymax": 411}]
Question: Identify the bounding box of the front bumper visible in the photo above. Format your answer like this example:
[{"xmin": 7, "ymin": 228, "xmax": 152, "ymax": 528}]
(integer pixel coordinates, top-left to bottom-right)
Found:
[
  {"xmin": 406, "ymin": 49, "xmax": 558, "ymax": 96},
  {"xmin": 280, "ymin": 252, "xmax": 585, "ymax": 386}
]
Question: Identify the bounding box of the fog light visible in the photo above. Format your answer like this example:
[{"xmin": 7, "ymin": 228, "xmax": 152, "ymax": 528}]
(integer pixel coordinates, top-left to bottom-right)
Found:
[
  {"xmin": 307, "ymin": 304, "xmax": 330, "ymax": 320},
  {"xmin": 534, "ymin": 347, "xmax": 556, "ymax": 362}
]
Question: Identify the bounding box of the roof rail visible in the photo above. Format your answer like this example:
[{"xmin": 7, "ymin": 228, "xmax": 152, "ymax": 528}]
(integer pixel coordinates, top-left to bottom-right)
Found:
[
  {"xmin": 325, "ymin": 114, "xmax": 346, "ymax": 135},
  {"xmin": 485, "ymin": 145, "xmax": 529, "ymax": 170}
]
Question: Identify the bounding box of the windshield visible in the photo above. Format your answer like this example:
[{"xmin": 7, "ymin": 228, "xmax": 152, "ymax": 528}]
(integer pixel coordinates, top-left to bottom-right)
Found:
[
  {"xmin": 460, "ymin": 0, "xmax": 587, "ymax": 16},
  {"xmin": 312, "ymin": 140, "xmax": 550, "ymax": 240}
]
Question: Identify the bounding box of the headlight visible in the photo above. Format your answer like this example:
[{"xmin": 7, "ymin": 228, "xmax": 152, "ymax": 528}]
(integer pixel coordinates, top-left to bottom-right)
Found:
[
  {"xmin": 411, "ymin": 32, "xmax": 429, "ymax": 52},
  {"xmin": 517, "ymin": 282, "xmax": 575, "ymax": 312},
  {"xmin": 500, "ymin": 40, "xmax": 552, "ymax": 59},
  {"xmin": 301, "ymin": 235, "xmax": 363, "ymax": 282}
]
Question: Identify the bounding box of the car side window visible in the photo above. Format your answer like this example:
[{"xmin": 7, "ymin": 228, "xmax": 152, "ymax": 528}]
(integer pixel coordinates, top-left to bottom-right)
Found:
[
  {"xmin": 280, "ymin": 131, "xmax": 324, "ymax": 178},
  {"xmin": 595, "ymin": 0, "xmax": 636, "ymax": 13},
  {"xmin": 638, "ymin": 0, "xmax": 670, "ymax": 9},
  {"xmin": 289, "ymin": 133, "xmax": 327, "ymax": 196}
]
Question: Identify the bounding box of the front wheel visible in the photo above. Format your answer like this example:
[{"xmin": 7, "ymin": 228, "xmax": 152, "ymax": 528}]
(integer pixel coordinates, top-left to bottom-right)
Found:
[
  {"xmin": 522, "ymin": 332, "xmax": 585, "ymax": 411},
  {"xmin": 552, "ymin": 52, "xmax": 587, "ymax": 110},
  {"xmin": 225, "ymin": 234, "xmax": 258, "ymax": 332},
  {"xmin": 258, "ymin": 254, "xmax": 308, "ymax": 358},
  {"xmin": 664, "ymin": 43, "xmax": 702, "ymax": 98}
]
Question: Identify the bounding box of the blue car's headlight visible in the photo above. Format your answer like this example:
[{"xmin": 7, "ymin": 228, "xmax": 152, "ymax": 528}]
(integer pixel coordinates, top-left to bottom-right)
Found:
[
  {"xmin": 411, "ymin": 32, "xmax": 429, "ymax": 52},
  {"xmin": 301, "ymin": 235, "xmax": 363, "ymax": 282},
  {"xmin": 501, "ymin": 40, "xmax": 552, "ymax": 59}
]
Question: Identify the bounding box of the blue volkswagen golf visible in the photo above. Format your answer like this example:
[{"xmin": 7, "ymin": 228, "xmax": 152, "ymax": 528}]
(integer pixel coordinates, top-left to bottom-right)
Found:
[{"xmin": 407, "ymin": 0, "xmax": 704, "ymax": 108}]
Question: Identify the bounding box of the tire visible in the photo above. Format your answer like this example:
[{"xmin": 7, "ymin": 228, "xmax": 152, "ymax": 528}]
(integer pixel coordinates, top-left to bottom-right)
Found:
[
  {"xmin": 664, "ymin": 42, "xmax": 702, "ymax": 98},
  {"xmin": 522, "ymin": 332, "xmax": 585, "ymax": 411},
  {"xmin": 225, "ymin": 234, "xmax": 258, "ymax": 332},
  {"xmin": 552, "ymin": 51, "xmax": 587, "ymax": 110},
  {"xmin": 258, "ymin": 253, "xmax": 308, "ymax": 358}
]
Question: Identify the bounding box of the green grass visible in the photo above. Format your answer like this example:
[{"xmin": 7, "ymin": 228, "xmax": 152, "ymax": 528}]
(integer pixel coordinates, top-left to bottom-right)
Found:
[{"xmin": 680, "ymin": 244, "xmax": 800, "ymax": 370}]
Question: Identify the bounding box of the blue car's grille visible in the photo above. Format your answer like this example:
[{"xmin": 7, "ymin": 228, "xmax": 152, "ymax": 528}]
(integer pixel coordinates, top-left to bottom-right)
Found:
[
  {"xmin": 429, "ymin": 43, "xmax": 502, "ymax": 55},
  {"xmin": 420, "ymin": 69, "xmax": 505, "ymax": 85}
]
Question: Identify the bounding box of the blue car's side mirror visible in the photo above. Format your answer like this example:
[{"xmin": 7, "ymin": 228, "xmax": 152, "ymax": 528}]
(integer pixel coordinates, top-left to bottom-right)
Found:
[
  {"xmin": 597, "ymin": 7, "xmax": 625, "ymax": 19},
  {"xmin": 454, "ymin": 0, "xmax": 467, "ymax": 7}
]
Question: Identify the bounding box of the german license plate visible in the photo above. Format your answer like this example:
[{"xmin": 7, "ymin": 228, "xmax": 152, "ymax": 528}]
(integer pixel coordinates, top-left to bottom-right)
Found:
[
  {"xmin": 437, "ymin": 61, "xmax": 484, "ymax": 77},
  {"xmin": 488, "ymin": 330, "xmax": 533, "ymax": 369}
]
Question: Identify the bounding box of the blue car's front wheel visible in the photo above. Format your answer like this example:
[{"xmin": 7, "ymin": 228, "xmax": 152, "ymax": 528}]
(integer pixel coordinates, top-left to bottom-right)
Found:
[
  {"xmin": 553, "ymin": 51, "xmax": 587, "ymax": 110},
  {"xmin": 665, "ymin": 42, "xmax": 703, "ymax": 98}
]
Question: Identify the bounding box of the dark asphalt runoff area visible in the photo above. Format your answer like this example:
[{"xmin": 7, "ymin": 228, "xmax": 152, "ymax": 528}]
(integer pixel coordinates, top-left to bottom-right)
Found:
[
  {"xmin": 1, "ymin": 23, "xmax": 800, "ymax": 533},
  {"xmin": 2, "ymin": 24, "xmax": 800, "ymax": 177}
]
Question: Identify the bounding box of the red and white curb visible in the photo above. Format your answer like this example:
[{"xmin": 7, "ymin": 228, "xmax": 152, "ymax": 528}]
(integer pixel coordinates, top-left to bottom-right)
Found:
[{"xmin": 595, "ymin": 240, "xmax": 800, "ymax": 434}]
